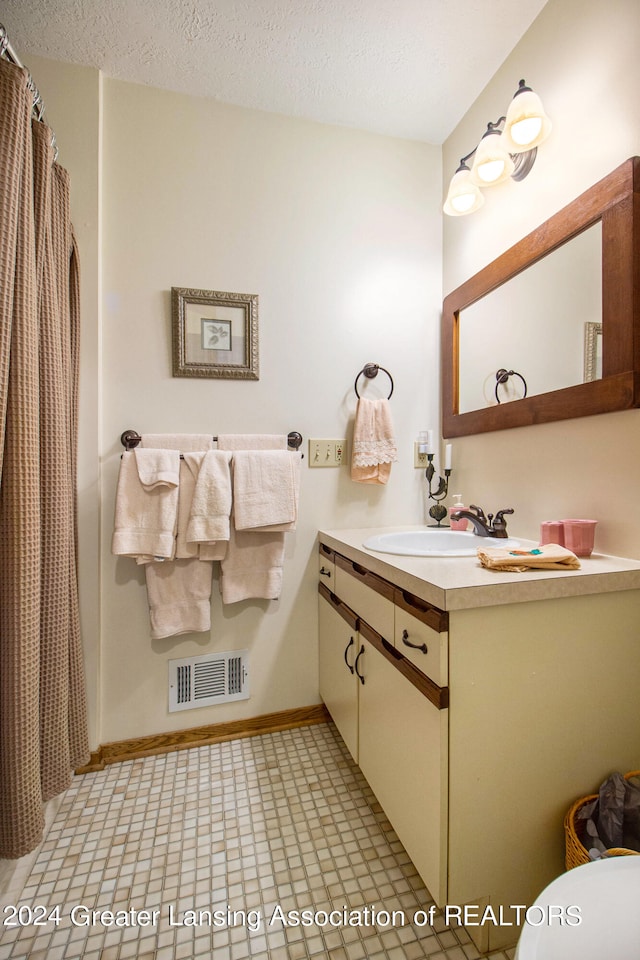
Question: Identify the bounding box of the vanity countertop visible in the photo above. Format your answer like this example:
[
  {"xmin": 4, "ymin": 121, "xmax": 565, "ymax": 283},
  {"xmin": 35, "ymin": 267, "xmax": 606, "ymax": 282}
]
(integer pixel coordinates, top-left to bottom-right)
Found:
[{"xmin": 318, "ymin": 526, "xmax": 640, "ymax": 611}]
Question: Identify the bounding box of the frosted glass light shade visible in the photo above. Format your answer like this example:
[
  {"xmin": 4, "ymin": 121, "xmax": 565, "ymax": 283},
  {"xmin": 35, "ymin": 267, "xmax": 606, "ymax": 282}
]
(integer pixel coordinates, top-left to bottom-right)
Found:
[
  {"xmin": 502, "ymin": 85, "xmax": 552, "ymax": 153},
  {"xmin": 443, "ymin": 165, "xmax": 484, "ymax": 216},
  {"xmin": 469, "ymin": 130, "xmax": 515, "ymax": 186}
]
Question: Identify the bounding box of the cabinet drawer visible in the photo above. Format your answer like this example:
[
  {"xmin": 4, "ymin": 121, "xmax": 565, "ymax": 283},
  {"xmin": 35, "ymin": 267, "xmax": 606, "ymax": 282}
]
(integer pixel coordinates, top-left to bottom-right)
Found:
[
  {"xmin": 334, "ymin": 554, "xmax": 394, "ymax": 642},
  {"xmin": 395, "ymin": 610, "xmax": 448, "ymax": 685},
  {"xmin": 318, "ymin": 542, "xmax": 336, "ymax": 587}
]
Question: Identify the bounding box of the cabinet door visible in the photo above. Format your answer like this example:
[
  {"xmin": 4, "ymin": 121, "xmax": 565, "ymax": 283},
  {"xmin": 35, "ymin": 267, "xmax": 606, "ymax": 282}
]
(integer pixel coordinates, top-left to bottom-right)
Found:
[
  {"xmin": 358, "ymin": 633, "xmax": 448, "ymax": 906},
  {"xmin": 318, "ymin": 589, "xmax": 361, "ymax": 762}
]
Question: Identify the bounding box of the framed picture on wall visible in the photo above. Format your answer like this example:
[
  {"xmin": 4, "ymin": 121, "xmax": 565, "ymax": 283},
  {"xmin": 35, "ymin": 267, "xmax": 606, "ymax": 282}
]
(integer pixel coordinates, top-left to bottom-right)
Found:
[{"xmin": 171, "ymin": 287, "xmax": 259, "ymax": 379}]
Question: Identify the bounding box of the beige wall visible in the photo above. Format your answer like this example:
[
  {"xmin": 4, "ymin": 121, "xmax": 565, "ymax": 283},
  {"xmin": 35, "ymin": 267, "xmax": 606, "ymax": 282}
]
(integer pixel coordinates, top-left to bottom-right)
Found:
[
  {"xmin": 442, "ymin": 0, "xmax": 640, "ymax": 558},
  {"xmin": 27, "ymin": 64, "xmax": 441, "ymax": 746}
]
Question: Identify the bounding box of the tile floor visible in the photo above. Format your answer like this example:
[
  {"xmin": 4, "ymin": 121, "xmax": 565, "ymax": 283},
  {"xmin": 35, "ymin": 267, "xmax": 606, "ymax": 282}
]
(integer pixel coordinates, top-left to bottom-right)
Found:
[{"xmin": 0, "ymin": 722, "xmax": 516, "ymax": 960}]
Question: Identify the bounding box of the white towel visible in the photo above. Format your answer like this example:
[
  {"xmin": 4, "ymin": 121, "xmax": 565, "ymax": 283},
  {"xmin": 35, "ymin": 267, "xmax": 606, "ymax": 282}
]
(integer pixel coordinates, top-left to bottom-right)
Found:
[
  {"xmin": 186, "ymin": 450, "xmax": 233, "ymax": 548},
  {"xmin": 216, "ymin": 434, "xmax": 288, "ymax": 450},
  {"xmin": 144, "ymin": 558, "xmax": 213, "ymax": 639},
  {"xmin": 232, "ymin": 451, "xmax": 301, "ymax": 532},
  {"xmin": 175, "ymin": 454, "xmax": 205, "ymax": 558},
  {"xmin": 217, "ymin": 435, "xmax": 294, "ymax": 603},
  {"xmin": 111, "ymin": 450, "xmax": 179, "ymax": 560},
  {"xmin": 141, "ymin": 433, "xmax": 214, "ymax": 451}
]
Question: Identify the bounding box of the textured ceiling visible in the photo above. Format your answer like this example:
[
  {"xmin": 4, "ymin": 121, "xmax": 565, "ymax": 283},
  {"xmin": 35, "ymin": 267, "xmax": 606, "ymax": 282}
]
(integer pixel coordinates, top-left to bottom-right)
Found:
[{"xmin": 0, "ymin": 0, "xmax": 548, "ymax": 143}]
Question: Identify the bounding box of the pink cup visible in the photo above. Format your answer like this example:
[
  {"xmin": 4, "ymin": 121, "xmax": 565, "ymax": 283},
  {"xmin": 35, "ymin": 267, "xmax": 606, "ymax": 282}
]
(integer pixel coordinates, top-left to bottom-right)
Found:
[
  {"xmin": 561, "ymin": 519, "xmax": 597, "ymax": 557},
  {"xmin": 539, "ymin": 521, "xmax": 565, "ymax": 546}
]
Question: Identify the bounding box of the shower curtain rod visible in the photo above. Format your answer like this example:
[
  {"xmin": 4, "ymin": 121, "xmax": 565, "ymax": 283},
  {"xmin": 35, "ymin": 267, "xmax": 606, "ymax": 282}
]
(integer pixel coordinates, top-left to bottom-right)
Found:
[{"xmin": 0, "ymin": 23, "xmax": 57, "ymax": 157}]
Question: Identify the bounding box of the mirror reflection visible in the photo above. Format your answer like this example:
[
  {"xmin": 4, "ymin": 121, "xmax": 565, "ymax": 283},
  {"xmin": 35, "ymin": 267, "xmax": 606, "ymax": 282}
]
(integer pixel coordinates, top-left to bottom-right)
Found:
[{"xmin": 458, "ymin": 223, "xmax": 602, "ymax": 413}]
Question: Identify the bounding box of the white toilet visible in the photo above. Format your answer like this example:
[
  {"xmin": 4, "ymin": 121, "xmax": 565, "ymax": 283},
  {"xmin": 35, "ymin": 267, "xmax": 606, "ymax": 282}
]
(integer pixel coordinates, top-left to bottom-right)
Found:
[{"xmin": 515, "ymin": 855, "xmax": 640, "ymax": 959}]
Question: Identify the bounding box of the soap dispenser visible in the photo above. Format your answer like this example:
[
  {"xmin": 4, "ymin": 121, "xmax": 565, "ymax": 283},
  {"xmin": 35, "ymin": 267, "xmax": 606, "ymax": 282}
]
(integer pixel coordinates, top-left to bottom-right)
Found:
[{"xmin": 449, "ymin": 494, "xmax": 468, "ymax": 531}]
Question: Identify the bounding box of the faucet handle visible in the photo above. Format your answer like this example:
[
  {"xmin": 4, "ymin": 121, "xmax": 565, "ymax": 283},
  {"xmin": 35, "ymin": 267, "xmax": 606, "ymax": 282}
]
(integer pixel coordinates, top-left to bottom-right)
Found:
[
  {"xmin": 493, "ymin": 508, "xmax": 515, "ymax": 533},
  {"xmin": 469, "ymin": 504, "xmax": 487, "ymax": 522}
]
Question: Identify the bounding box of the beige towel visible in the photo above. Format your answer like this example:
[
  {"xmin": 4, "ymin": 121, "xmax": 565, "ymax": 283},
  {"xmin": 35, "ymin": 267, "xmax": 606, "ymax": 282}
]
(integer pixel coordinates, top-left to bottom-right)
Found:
[
  {"xmin": 186, "ymin": 450, "xmax": 233, "ymax": 554},
  {"xmin": 141, "ymin": 433, "xmax": 214, "ymax": 451},
  {"xmin": 351, "ymin": 398, "xmax": 397, "ymax": 484},
  {"xmin": 111, "ymin": 450, "xmax": 179, "ymax": 560},
  {"xmin": 144, "ymin": 558, "xmax": 213, "ymax": 639},
  {"xmin": 478, "ymin": 543, "xmax": 581, "ymax": 572},
  {"xmin": 232, "ymin": 451, "xmax": 301, "ymax": 532},
  {"xmin": 171, "ymin": 454, "xmax": 204, "ymax": 559},
  {"xmin": 216, "ymin": 434, "xmax": 288, "ymax": 450},
  {"xmin": 217, "ymin": 435, "xmax": 293, "ymax": 603}
]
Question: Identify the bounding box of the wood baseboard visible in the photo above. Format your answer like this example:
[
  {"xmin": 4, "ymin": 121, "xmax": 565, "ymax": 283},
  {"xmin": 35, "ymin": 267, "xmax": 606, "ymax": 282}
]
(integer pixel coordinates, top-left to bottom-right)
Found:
[{"xmin": 75, "ymin": 703, "xmax": 331, "ymax": 773}]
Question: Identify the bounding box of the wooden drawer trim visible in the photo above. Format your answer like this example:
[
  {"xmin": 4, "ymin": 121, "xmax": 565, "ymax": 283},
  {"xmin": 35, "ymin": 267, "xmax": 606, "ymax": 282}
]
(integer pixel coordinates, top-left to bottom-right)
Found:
[
  {"xmin": 318, "ymin": 581, "xmax": 359, "ymax": 630},
  {"xmin": 394, "ymin": 588, "xmax": 448, "ymax": 633},
  {"xmin": 334, "ymin": 552, "xmax": 395, "ymax": 602},
  {"xmin": 359, "ymin": 619, "xmax": 449, "ymax": 711}
]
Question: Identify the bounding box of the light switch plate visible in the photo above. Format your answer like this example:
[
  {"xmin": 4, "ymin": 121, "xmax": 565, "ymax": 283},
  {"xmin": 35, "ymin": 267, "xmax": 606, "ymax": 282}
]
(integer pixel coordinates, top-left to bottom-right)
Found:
[{"xmin": 308, "ymin": 439, "xmax": 347, "ymax": 467}]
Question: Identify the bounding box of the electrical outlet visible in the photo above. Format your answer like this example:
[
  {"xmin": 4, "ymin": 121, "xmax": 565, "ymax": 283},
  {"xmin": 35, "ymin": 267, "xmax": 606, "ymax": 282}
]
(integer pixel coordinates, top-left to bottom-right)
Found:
[
  {"xmin": 308, "ymin": 439, "xmax": 347, "ymax": 467},
  {"xmin": 414, "ymin": 442, "xmax": 430, "ymax": 468}
]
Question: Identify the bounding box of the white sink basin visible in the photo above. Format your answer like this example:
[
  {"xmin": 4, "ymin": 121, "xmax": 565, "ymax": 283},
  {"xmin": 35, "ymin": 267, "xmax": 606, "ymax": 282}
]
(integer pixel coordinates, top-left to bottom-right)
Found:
[{"xmin": 363, "ymin": 529, "xmax": 521, "ymax": 557}]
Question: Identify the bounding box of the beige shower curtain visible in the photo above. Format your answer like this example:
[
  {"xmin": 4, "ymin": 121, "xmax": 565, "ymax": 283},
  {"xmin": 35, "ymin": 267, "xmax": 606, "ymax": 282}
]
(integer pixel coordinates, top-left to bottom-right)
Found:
[{"xmin": 0, "ymin": 58, "xmax": 89, "ymax": 859}]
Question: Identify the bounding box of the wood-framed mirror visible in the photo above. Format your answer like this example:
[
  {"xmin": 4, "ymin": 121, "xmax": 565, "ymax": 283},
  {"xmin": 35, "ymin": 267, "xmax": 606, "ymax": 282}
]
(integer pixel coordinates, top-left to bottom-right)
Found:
[{"xmin": 442, "ymin": 157, "xmax": 640, "ymax": 437}]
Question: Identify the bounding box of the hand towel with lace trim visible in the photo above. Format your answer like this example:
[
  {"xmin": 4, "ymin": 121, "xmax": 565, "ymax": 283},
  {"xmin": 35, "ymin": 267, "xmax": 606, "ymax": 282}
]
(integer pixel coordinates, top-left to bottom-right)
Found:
[
  {"xmin": 478, "ymin": 543, "xmax": 581, "ymax": 572},
  {"xmin": 351, "ymin": 397, "xmax": 398, "ymax": 484}
]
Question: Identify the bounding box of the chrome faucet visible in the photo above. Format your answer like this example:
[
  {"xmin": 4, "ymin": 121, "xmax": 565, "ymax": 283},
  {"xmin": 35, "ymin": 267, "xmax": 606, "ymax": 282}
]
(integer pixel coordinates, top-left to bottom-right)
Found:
[{"xmin": 450, "ymin": 504, "xmax": 514, "ymax": 538}]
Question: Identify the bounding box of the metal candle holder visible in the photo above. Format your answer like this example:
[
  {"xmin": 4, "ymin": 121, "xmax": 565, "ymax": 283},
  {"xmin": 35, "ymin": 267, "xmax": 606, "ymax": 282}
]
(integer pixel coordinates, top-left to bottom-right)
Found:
[{"xmin": 425, "ymin": 455, "xmax": 451, "ymax": 526}]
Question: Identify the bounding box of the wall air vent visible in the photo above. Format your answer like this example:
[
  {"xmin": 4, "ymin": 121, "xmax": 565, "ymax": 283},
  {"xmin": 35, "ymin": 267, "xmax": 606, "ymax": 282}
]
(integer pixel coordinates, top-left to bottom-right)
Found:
[{"xmin": 168, "ymin": 650, "xmax": 249, "ymax": 712}]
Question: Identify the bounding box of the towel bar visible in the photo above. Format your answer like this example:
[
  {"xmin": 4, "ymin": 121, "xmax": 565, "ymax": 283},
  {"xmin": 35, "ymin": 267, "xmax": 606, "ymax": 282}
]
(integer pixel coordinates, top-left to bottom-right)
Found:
[{"xmin": 120, "ymin": 429, "xmax": 304, "ymax": 454}]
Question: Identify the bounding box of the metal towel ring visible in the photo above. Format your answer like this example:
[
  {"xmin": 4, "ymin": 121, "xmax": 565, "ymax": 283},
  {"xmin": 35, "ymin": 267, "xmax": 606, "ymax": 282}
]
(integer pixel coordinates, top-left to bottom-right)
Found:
[
  {"xmin": 495, "ymin": 368, "xmax": 527, "ymax": 404},
  {"xmin": 354, "ymin": 363, "xmax": 394, "ymax": 399}
]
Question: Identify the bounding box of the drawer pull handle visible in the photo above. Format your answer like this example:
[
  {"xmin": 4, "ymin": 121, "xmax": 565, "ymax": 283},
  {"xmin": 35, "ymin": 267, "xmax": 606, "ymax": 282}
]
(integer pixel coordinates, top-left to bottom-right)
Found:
[
  {"xmin": 354, "ymin": 644, "xmax": 365, "ymax": 685},
  {"xmin": 344, "ymin": 636, "xmax": 355, "ymax": 674},
  {"xmin": 402, "ymin": 629, "xmax": 428, "ymax": 655},
  {"xmin": 319, "ymin": 566, "xmax": 332, "ymax": 578}
]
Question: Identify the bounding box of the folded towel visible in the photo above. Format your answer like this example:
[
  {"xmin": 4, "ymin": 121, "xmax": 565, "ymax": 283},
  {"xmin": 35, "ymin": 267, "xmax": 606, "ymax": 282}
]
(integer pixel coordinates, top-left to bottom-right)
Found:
[
  {"xmin": 232, "ymin": 451, "xmax": 301, "ymax": 532},
  {"xmin": 111, "ymin": 451, "xmax": 179, "ymax": 560},
  {"xmin": 216, "ymin": 434, "xmax": 288, "ymax": 450},
  {"xmin": 140, "ymin": 433, "xmax": 214, "ymax": 451},
  {"xmin": 218, "ymin": 526, "xmax": 286, "ymax": 604},
  {"xmin": 478, "ymin": 543, "xmax": 581, "ymax": 572},
  {"xmin": 186, "ymin": 450, "xmax": 233, "ymax": 544},
  {"xmin": 217, "ymin": 435, "xmax": 293, "ymax": 602},
  {"xmin": 134, "ymin": 447, "xmax": 181, "ymax": 489},
  {"xmin": 351, "ymin": 398, "xmax": 397, "ymax": 485},
  {"xmin": 175, "ymin": 454, "xmax": 205, "ymax": 558},
  {"xmin": 144, "ymin": 558, "xmax": 213, "ymax": 639}
]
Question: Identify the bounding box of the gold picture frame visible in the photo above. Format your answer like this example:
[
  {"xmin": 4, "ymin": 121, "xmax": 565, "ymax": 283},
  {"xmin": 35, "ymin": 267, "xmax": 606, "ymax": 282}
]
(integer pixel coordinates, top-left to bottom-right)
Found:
[{"xmin": 171, "ymin": 287, "xmax": 259, "ymax": 380}]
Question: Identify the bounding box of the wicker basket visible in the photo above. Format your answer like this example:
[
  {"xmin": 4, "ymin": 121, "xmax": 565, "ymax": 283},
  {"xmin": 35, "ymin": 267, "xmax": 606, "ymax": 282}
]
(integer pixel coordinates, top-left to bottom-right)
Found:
[{"xmin": 564, "ymin": 770, "xmax": 640, "ymax": 869}]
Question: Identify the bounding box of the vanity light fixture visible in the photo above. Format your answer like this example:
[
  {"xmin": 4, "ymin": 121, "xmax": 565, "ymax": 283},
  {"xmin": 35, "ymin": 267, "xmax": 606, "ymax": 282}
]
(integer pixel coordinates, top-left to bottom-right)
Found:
[{"xmin": 444, "ymin": 79, "xmax": 552, "ymax": 216}]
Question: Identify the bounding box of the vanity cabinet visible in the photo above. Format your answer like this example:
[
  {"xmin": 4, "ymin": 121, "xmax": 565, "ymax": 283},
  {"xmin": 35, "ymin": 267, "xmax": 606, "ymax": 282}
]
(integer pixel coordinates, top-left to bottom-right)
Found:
[
  {"xmin": 318, "ymin": 548, "xmax": 449, "ymax": 906},
  {"xmin": 317, "ymin": 532, "xmax": 640, "ymax": 953},
  {"xmin": 318, "ymin": 585, "xmax": 360, "ymax": 761}
]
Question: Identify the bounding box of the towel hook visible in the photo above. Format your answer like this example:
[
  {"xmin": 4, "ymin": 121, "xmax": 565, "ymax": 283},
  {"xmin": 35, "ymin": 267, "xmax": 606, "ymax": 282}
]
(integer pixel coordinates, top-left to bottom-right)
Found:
[
  {"xmin": 354, "ymin": 363, "xmax": 394, "ymax": 399},
  {"xmin": 495, "ymin": 369, "xmax": 527, "ymax": 404}
]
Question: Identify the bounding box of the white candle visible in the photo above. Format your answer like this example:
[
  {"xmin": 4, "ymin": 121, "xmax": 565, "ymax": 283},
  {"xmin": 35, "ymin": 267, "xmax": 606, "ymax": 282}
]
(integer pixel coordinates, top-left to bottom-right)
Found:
[
  {"xmin": 445, "ymin": 443, "xmax": 452, "ymax": 470},
  {"xmin": 427, "ymin": 430, "xmax": 434, "ymax": 453}
]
